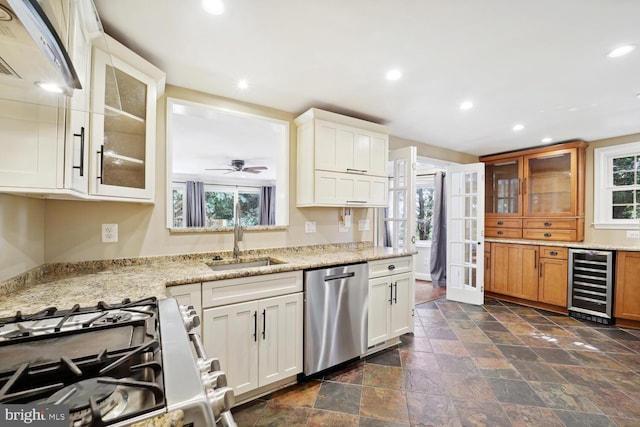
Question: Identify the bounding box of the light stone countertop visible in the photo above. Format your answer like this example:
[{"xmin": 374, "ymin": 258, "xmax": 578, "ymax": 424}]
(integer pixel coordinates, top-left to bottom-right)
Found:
[
  {"xmin": 0, "ymin": 243, "xmax": 415, "ymax": 318},
  {"xmin": 485, "ymin": 238, "xmax": 640, "ymax": 251}
]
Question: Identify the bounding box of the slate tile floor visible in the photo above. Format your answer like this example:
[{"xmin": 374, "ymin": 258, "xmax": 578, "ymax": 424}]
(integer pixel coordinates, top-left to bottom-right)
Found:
[{"xmin": 231, "ymin": 297, "xmax": 640, "ymax": 426}]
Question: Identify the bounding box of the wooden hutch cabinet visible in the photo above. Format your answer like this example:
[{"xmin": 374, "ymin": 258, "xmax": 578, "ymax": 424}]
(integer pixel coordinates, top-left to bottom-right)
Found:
[{"xmin": 481, "ymin": 140, "xmax": 587, "ymax": 242}]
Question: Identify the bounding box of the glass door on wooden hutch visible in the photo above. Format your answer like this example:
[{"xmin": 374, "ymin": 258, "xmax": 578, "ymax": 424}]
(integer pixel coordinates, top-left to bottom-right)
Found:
[
  {"xmin": 485, "ymin": 159, "xmax": 522, "ymax": 216},
  {"xmin": 523, "ymin": 149, "xmax": 577, "ymax": 216}
]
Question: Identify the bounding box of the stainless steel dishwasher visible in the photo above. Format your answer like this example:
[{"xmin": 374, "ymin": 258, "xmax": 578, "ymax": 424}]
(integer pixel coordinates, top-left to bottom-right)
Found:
[{"xmin": 303, "ymin": 263, "xmax": 368, "ymax": 375}]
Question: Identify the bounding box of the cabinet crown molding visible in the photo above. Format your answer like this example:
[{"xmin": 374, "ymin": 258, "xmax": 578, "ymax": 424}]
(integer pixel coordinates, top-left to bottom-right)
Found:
[
  {"xmin": 294, "ymin": 108, "xmax": 390, "ymax": 134},
  {"xmin": 479, "ymin": 140, "xmax": 587, "ymax": 162}
]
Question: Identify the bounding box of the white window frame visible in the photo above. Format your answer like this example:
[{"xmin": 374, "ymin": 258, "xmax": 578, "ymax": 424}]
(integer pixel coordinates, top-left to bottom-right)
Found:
[{"xmin": 594, "ymin": 141, "xmax": 640, "ymax": 229}]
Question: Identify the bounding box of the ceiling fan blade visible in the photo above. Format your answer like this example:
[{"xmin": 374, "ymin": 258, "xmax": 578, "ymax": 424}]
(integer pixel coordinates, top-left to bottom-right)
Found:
[{"xmin": 243, "ymin": 166, "xmax": 267, "ymax": 172}]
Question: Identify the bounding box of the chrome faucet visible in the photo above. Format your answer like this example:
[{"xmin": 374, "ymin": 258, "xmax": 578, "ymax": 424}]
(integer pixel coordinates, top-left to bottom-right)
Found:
[{"xmin": 233, "ymin": 202, "xmax": 243, "ymax": 259}]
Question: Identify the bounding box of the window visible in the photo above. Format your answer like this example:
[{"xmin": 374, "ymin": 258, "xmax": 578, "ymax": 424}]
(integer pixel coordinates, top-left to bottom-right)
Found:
[
  {"xmin": 416, "ymin": 179, "xmax": 435, "ymax": 241},
  {"xmin": 172, "ymin": 184, "xmax": 184, "ymax": 228},
  {"xmin": 171, "ymin": 183, "xmax": 261, "ymax": 228},
  {"xmin": 594, "ymin": 141, "xmax": 640, "ymax": 228}
]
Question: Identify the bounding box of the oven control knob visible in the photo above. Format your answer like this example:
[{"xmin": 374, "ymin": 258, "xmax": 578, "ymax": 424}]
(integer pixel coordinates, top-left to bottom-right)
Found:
[
  {"xmin": 198, "ymin": 357, "xmax": 221, "ymax": 374},
  {"xmin": 202, "ymin": 371, "xmax": 228, "ymax": 389},
  {"xmin": 179, "ymin": 305, "xmax": 200, "ymax": 331},
  {"xmin": 207, "ymin": 386, "xmax": 235, "ymax": 417},
  {"xmin": 219, "ymin": 411, "xmax": 238, "ymax": 427}
]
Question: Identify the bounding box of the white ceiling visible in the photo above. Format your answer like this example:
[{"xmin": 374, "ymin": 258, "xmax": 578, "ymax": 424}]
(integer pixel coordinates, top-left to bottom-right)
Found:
[{"xmin": 94, "ymin": 0, "xmax": 640, "ymax": 156}]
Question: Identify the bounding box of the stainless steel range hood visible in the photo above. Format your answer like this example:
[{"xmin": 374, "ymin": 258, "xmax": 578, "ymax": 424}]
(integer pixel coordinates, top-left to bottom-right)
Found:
[{"xmin": 0, "ymin": 0, "xmax": 103, "ymax": 105}]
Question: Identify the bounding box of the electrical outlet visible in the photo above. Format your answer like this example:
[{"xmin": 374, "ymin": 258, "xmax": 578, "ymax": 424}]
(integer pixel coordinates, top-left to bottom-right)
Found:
[
  {"xmin": 339, "ymin": 223, "xmax": 349, "ymax": 233},
  {"xmin": 358, "ymin": 219, "xmax": 370, "ymax": 231},
  {"xmin": 102, "ymin": 224, "xmax": 118, "ymax": 243},
  {"xmin": 305, "ymin": 221, "xmax": 316, "ymax": 233},
  {"xmin": 626, "ymin": 230, "xmax": 640, "ymax": 239}
]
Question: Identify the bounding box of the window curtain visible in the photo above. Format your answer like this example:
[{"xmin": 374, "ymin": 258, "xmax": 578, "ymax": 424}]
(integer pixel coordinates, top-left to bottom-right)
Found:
[
  {"xmin": 430, "ymin": 171, "xmax": 447, "ymax": 286},
  {"xmin": 259, "ymin": 186, "xmax": 276, "ymax": 225},
  {"xmin": 185, "ymin": 181, "xmax": 206, "ymax": 227}
]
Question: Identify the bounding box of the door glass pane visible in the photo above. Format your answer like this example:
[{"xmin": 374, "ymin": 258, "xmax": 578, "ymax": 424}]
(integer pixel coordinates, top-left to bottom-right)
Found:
[
  {"xmin": 397, "ymin": 190, "xmax": 406, "ymax": 219},
  {"xmin": 527, "ymin": 153, "xmax": 571, "ymax": 214},
  {"xmin": 397, "ymin": 160, "xmax": 407, "ymax": 187},
  {"xmin": 465, "ymin": 195, "xmax": 477, "ymax": 217},
  {"xmin": 486, "ymin": 160, "xmax": 519, "ymax": 214},
  {"xmin": 465, "ymin": 172, "xmax": 477, "ymax": 194},
  {"xmin": 466, "ymin": 267, "xmax": 477, "ymax": 288},
  {"xmin": 464, "ymin": 219, "xmax": 476, "ymax": 240}
]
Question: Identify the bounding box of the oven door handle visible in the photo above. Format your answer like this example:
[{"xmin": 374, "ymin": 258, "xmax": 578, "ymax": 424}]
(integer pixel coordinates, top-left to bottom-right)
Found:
[{"xmin": 189, "ymin": 331, "xmax": 209, "ymax": 360}]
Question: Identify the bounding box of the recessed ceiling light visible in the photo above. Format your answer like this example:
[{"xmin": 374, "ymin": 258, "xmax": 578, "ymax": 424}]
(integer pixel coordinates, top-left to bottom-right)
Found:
[
  {"xmin": 541, "ymin": 137, "xmax": 553, "ymax": 143},
  {"xmin": 512, "ymin": 124, "xmax": 525, "ymax": 132},
  {"xmin": 237, "ymin": 79, "xmax": 249, "ymax": 90},
  {"xmin": 607, "ymin": 45, "xmax": 635, "ymax": 58},
  {"xmin": 460, "ymin": 101, "xmax": 473, "ymax": 110},
  {"xmin": 202, "ymin": 0, "xmax": 224, "ymax": 15},
  {"xmin": 386, "ymin": 69, "xmax": 402, "ymax": 81},
  {"xmin": 35, "ymin": 81, "xmax": 63, "ymax": 93}
]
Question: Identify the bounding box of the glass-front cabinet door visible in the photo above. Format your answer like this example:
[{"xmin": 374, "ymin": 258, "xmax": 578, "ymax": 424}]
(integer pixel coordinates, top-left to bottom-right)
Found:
[
  {"xmin": 90, "ymin": 48, "xmax": 158, "ymax": 199},
  {"xmin": 485, "ymin": 158, "xmax": 522, "ymax": 216},
  {"xmin": 523, "ymin": 149, "xmax": 577, "ymax": 216}
]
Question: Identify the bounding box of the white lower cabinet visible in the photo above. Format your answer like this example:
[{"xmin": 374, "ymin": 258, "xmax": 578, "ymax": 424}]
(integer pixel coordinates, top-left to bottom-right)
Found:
[
  {"xmin": 368, "ymin": 257, "xmax": 414, "ymax": 347},
  {"xmin": 166, "ymin": 283, "xmax": 202, "ymax": 335},
  {"xmin": 203, "ymin": 292, "xmax": 303, "ymax": 396}
]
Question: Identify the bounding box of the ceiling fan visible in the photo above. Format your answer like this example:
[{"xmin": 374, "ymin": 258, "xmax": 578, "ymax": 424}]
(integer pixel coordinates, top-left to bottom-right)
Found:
[{"xmin": 205, "ymin": 159, "xmax": 268, "ymax": 174}]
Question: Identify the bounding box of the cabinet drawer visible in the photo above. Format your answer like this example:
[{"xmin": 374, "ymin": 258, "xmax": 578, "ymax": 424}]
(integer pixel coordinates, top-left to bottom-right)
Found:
[
  {"xmin": 523, "ymin": 219, "xmax": 577, "ymax": 229},
  {"xmin": 523, "ymin": 229, "xmax": 577, "ymax": 242},
  {"xmin": 485, "ymin": 227, "xmax": 522, "ymax": 239},
  {"xmin": 485, "ymin": 218, "xmax": 522, "ymax": 228},
  {"xmin": 540, "ymin": 247, "xmax": 568, "ymax": 259},
  {"xmin": 202, "ymin": 271, "xmax": 303, "ymax": 308},
  {"xmin": 369, "ymin": 256, "xmax": 412, "ymax": 278}
]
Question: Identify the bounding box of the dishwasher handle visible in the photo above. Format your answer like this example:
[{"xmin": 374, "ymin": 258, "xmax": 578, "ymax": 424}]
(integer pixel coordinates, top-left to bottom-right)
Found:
[{"xmin": 324, "ymin": 272, "xmax": 356, "ymax": 282}]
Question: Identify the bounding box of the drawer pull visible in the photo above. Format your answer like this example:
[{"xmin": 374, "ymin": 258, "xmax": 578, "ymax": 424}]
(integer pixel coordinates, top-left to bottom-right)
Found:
[
  {"xmin": 549, "ymin": 251, "xmax": 558, "ymax": 256},
  {"xmin": 544, "ymin": 233, "xmax": 552, "ymax": 237},
  {"xmin": 388, "ymin": 264, "xmax": 396, "ymax": 271},
  {"xmin": 497, "ymin": 221, "xmax": 504, "ymax": 225},
  {"xmin": 544, "ymin": 222, "xmax": 552, "ymax": 227},
  {"xmin": 497, "ymin": 231, "xmax": 504, "ymax": 235}
]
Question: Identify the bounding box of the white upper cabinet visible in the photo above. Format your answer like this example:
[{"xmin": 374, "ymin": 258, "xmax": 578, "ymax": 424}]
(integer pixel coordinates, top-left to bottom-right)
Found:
[
  {"xmin": 295, "ymin": 108, "xmax": 389, "ymax": 207},
  {"xmin": 89, "ymin": 36, "xmax": 165, "ymax": 200},
  {"xmin": 0, "ymin": 0, "xmax": 80, "ymax": 193}
]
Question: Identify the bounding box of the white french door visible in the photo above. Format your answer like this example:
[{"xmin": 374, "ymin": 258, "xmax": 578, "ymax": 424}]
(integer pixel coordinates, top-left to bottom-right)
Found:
[
  {"xmin": 446, "ymin": 163, "xmax": 485, "ymax": 305},
  {"xmin": 378, "ymin": 146, "xmax": 417, "ymax": 250}
]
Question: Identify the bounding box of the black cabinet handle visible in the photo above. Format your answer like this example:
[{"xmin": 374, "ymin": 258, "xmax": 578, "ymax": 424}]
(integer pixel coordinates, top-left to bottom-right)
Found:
[
  {"xmin": 534, "ymin": 250, "xmax": 537, "ymax": 268},
  {"xmin": 550, "ymin": 251, "xmax": 558, "ymax": 256},
  {"xmin": 97, "ymin": 145, "xmax": 104, "ymax": 184},
  {"xmin": 540, "ymin": 263, "xmax": 543, "ymax": 278},
  {"xmin": 393, "ymin": 282, "xmax": 398, "ymax": 304},
  {"xmin": 544, "ymin": 222, "xmax": 552, "ymax": 227},
  {"xmin": 544, "ymin": 233, "xmax": 552, "ymax": 237},
  {"xmin": 389, "ymin": 283, "xmax": 393, "ymax": 305},
  {"xmin": 497, "ymin": 221, "xmax": 504, "ymax": 225},
  {"xmin": 346, "ymin": 168, "xmax": 367, "ymax": 173},
  {"xmin": 497, "ymin": 231, "xmax": 504, "ymax": 235},
  {"xmin": 261, "ymin": 309, "xmax": 266, "ymax": 340},
  {"xmin": 388, "ymin": 264, "xmax": 396, "ymax": 271},
  {"xmin": 346, "ymin": 200, "xmax": 367, "ymax": 204},
  {"xmin": 253, "ymin": 311, "xmax": 257, "ymax": 342},
  {"xmin": 72, "ymin": 127, "xmax": 85, "ymax": 177}
]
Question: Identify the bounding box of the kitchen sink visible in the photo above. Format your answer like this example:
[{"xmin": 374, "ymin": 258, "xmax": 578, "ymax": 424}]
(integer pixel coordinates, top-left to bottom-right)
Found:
[{"xmin": 207, "ymin": 257, "xmax": 286, "ymax": 271}]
